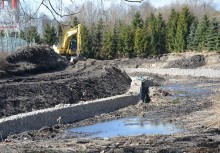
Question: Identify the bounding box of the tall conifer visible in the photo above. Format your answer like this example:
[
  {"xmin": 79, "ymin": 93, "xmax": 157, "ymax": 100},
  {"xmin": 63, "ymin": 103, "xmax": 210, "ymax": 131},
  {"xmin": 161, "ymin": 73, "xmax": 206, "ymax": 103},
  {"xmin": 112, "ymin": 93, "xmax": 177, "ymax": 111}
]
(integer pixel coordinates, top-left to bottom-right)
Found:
[
  {"xmin": 175, "ymin": 6, "xmax": 194, "ymax": 52},
  {"xmin": 166, "ymin": 8, "xmax": 179, "ymax": 52}
]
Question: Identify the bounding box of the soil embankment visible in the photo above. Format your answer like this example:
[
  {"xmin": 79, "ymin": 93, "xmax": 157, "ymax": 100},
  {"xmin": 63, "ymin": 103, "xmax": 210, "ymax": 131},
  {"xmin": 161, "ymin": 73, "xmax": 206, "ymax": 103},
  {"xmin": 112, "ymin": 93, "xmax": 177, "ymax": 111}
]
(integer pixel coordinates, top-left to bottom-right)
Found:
[{"xmin": 0, "ymin": 45, "xmax": 131, "ymax": 117}]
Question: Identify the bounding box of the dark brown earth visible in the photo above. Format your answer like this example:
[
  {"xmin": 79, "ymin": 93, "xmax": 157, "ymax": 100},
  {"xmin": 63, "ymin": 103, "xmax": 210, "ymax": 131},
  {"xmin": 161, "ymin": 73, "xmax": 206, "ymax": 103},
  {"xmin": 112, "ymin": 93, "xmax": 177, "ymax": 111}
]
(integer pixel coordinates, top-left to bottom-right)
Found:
[
  {"xmin": 0, "ymin": 47, "xmax": 220, "ymax": 152},
  {"xmin": 0, "ymin": 46, "xmax": 131, "ymax": 117}
]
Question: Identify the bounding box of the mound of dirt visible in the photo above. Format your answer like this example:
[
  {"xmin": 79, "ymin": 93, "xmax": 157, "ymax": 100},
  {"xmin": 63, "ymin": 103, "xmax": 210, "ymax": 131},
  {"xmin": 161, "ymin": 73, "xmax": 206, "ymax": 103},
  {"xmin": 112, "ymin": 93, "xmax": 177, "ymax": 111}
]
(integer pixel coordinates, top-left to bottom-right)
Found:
[
  {"xmin": 6, "ymin": 45, "xmax": 68, "ymax": 75},
  {"xmin": 0, "ymin": 63, "xmax": 131, "ymax": 117},
  {"xmin": 111, "ymin": 56, "xmax": 165, "ymax": 68},
  {"xmin": 162, "ymin": 55, "xmax": 205, "ymax": 69}
]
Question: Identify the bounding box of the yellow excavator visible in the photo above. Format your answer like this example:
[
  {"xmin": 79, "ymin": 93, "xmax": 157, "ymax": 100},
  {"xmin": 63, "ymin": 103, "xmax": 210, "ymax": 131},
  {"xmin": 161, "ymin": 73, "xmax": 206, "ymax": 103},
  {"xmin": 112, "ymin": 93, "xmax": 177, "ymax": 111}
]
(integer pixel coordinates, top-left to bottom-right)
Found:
[{"xmin": 53, "ymin": 24, "xmax": 82, "ymax": 62}]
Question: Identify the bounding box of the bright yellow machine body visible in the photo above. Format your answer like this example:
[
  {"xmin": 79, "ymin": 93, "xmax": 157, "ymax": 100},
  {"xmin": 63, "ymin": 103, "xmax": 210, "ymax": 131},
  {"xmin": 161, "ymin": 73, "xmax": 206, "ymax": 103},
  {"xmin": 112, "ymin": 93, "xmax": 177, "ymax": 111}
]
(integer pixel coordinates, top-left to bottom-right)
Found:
[{"xmin": 53, "ymin": 24, "xmax": 82, "ymax": 58}]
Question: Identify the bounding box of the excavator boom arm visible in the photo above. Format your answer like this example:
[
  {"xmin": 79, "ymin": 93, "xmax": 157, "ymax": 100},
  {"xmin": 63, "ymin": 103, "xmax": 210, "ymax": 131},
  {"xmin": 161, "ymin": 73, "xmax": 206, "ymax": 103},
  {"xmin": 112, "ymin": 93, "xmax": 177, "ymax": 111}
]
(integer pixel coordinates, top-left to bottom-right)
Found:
[{"xmin": 53, "ymin": 24, "xmax": 81, "ymax": 56}]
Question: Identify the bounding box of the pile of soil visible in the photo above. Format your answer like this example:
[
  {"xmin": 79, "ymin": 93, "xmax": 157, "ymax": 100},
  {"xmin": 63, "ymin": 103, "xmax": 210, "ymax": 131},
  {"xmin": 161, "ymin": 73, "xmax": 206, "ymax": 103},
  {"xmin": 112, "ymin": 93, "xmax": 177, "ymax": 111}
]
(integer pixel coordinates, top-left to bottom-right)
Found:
[
  {"xmin": 0, "ymin": 50, "xmax": 132, "ymax": 118},
  {"xmin": 0, "ymin": 61, "xmax": 131, "ymax": 117},
  {"xmin": 111, "ymin": 56, "xmax": 166, "ymax": 68},
  {"xmin": 162, "ymin": 55, "xmax": 205, "ymax": 69},
  {"xmin": 6, "ymin": 45, "xmax": 68, "ymax": 76}
]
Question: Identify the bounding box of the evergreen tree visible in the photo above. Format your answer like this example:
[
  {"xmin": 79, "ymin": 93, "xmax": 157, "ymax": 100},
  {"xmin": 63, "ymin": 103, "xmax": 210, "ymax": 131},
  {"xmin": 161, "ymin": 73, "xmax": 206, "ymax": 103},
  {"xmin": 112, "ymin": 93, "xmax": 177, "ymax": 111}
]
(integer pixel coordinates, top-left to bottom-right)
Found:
[
  {"xmin": 81, "ymin": 24, "xmax": 92, "ymax": 58},
  {"xmin": 216, "ymin": 29, "xmax": 220, "ymax": 52},
  {"xmin": 155, "ymin": 13, "xmax": 166, "ymax": 54},
  {"xmin": 187, "ymin": 21, "xmax": 197, "ymax": 50},
  {"xmin": 134, "ymin": 27, "xmax": 145, "ymax": 57},
  {"xmin": 104, "ymin": 24, "xmax": 118, "ymax": 59},
  {"xmin": 118, "ymin": 22, "xmax": 125, "ymax": 58},
  {"xmin": 146, "ymin": 13, "xmax": 157, "ymax": 55},
  {"xmin": 132, "ymin": 11, "xmax": 143, "ymax": 30},
  {"xmin": 175, "ymin": 6, "xmax": 194, "ymax": 52},
  {"xmin": 94, "ymin": 18, "xmax": 104, "ymax": 59},
  {"xmin": 20, "ymin": 26, "xmax": 40, "ymax": 44},
  {"xmin": 166, "ymin": 8, "xmax": 179, "ymax": 52},
  {"xmin": 118, "ymin": 22, "xmax": 134, "ymax": 58},
  {"xmin": 193, "ymin": 15, "xmax": 209, "ymax": 51},
  {"xmin": 57, "ymin": 24, "xmax": 63, "ymax": 44},
  {"xmin": 44, "ymin": 24, "xmax": 58, "ymax": 46},
  {"xmin": 103, "ymin": 29, "xmax": 113, "ymax": 59},
  {"xmin": 110, "ymin": 24, "xmax": 119, "ymax": 59},
  {"xmin": 142, "ymin": 15, "xmax": 151, "ymax": 56},
  {"xmin": 205, "ymin": 18, "xmax": 219, "ymax": 51}
]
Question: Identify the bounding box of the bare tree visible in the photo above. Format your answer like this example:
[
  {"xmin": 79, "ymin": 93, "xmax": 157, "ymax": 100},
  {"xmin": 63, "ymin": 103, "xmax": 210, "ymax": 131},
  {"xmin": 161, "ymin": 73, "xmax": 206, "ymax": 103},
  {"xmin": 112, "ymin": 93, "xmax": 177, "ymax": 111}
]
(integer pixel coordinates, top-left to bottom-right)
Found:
[{"xmin": 157, "ymin": 0, "xmax": 216, "ymax": 21}]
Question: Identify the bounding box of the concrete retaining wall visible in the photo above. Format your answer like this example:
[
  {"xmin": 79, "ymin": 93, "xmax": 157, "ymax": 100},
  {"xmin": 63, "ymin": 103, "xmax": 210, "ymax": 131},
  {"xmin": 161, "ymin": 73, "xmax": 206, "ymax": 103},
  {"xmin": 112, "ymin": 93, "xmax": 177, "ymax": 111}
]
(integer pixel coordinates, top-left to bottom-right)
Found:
[{"xmin": 0, "ymin": 94, "xmax": 139, "ymax": 138}]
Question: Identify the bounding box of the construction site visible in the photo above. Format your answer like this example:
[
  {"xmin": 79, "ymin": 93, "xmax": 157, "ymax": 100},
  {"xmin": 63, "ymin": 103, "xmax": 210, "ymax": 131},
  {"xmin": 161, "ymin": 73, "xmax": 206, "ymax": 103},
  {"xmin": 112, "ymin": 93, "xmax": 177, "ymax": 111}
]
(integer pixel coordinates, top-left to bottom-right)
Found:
[{"xmin": 0, "ymin": 0, "xmax": 220, "ymax": 153}]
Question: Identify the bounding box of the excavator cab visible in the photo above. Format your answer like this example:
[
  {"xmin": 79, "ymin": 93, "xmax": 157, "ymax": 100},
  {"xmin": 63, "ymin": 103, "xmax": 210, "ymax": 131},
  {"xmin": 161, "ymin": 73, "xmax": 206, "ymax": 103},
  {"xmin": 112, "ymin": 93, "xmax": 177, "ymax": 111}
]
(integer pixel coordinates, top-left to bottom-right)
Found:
[{"xmin": 70, "ymin": 39, "xmax": 77, "ymax": 51}]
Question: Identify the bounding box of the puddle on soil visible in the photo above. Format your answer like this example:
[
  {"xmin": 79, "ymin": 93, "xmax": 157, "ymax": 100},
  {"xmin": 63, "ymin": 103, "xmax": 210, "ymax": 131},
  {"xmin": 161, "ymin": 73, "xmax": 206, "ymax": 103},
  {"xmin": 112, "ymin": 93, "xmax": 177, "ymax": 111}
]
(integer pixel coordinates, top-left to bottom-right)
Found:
[
  {"xmin": 67, "ymin": 116, "xmax": 182, "ymax": 138},
  {"xmin": 162, "ymin": 82, "xmax": 219, "ymax": 98}
]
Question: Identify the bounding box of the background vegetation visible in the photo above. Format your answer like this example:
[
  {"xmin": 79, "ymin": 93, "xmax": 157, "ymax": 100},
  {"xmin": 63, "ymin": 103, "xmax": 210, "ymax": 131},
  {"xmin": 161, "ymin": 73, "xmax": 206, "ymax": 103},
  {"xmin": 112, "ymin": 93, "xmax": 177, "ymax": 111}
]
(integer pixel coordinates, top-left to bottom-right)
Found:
[{"xmin": 19, "ymin": 0, "xmax": 220, "ymax": 59}]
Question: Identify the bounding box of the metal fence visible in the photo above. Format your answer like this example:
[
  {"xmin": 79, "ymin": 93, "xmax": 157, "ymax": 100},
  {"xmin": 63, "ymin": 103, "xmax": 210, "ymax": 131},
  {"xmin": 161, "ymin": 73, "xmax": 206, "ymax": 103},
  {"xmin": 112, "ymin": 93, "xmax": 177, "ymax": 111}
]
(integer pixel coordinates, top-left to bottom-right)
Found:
[{"xmin": 0, "ymin": 36, "xmax": 28, "ymax": 54}]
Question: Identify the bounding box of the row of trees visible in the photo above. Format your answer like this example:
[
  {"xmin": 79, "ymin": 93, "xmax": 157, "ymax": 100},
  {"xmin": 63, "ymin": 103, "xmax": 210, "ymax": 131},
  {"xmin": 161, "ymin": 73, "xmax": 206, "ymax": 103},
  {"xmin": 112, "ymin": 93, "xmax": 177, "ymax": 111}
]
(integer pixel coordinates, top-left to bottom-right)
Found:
[
  {"xmin": 79, "ymin": 6, "xmax": 220, "ymax": 59},
  {"xmin": 19, "ymin": 24, "xmax": 58, "ymax": 45},
  {"xmin": 18, "ymin": 5, "xmax": 220, "ymax": 60}
]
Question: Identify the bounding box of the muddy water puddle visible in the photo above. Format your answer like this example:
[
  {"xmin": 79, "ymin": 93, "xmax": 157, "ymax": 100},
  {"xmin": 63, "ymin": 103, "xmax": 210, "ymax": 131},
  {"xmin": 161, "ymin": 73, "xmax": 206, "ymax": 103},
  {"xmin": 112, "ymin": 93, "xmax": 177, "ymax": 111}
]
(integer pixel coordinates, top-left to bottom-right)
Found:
[
  {"xmin": 162, "ymin": 81, "xmax": 220, "ymax": 98},
  {"xmin": 67, "ymin": 117, "xmax": 182, "ymax": 138}
]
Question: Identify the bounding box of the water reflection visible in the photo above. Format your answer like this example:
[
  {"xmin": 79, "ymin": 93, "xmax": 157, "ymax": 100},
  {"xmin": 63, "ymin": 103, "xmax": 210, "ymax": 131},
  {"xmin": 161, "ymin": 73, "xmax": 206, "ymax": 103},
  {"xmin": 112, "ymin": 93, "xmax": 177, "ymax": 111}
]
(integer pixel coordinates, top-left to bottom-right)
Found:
[
  {"xmin": 67, "ymin": 116, "xmax": 182, "ymax": 138},
  {"xmin": 162, "ymin": 82, "xmax": 219, "ymax": 98}
]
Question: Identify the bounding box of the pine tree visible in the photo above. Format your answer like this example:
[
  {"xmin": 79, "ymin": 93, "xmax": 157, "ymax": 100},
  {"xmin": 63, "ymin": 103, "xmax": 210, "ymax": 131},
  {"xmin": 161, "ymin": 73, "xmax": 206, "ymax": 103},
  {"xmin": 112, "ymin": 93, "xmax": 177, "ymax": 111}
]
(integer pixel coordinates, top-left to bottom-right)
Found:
[
  {"xmin": 134, "ymin": 27, "xmax": 144, "ymax": 57},
  {"xmin": 110, "ymin": 24, "xmax": 119, "ymax": 59},
  {"xmin": 156, "ymin": 13, "xmax": 166, "ymax": 55},
  {"xmin": 57, "ymin": 24, "xmax": 63, "ymax": 44},
  {"xmin": 118, "ymin": 22, "xmax": 125, "ymax": 58},
  {"xmin": 193, "ymin": 15, "xmax": 209, "ymax": 51},
  {"xmin": 44, "ymin": 24, "xmax": 58, "ymax": 46},
  {"xmin": 166, "ymin": 8, "xmax": 179, "ymax": 52},
  {"xmin": 118, "ymin": 22, "xmax": 134, "ymax": 58},
  {"xmin": 103, "ymin": 28, "xmax": 114, "ymax": 59},
  {"xmin": 216, "ymin": 29, "xmax": 220, "ymax": 52},
  {"xmin": 94, "ymin": 18, "xmax": 104, "ymax": 59},
  {"xmin": 146, "ymin": 13, "xmax": 157, "ymax": 55},
  {"xmin": 175, "ymin": 6, "xmax": 194, "ymax": 52},
  {"xmin": 81, "ymin": 24, "xmax": 92, "ymax": 58},
  {"xmin": 20, "ymin": 26, "xmax": 40, "ymax": 44},
  {"xmin": 142, "ymin": 15, "xmax": 151, "ymax": 56},
  {"xmin": 187, "ymin": 21, "xmax": 197, "ymax": 50},
  {"xmin": 205, "ymin": 18, "xmax": 219, "ymax": 51},
  {"xmin": 132, "ymin": 11, "xmax": 143, "ymax": 30}
]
